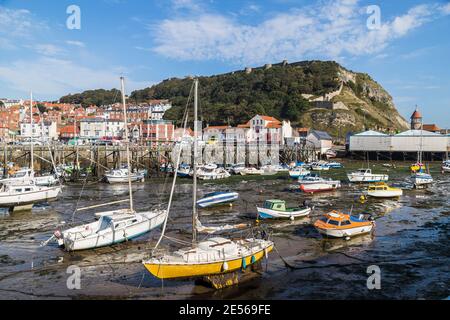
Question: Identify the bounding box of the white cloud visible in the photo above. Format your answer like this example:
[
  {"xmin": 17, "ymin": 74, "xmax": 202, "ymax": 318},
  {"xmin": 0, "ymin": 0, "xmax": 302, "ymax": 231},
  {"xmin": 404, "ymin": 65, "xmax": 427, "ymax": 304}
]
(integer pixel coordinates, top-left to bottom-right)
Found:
[
  {"xmin": 66, "ymin": 40, "xmax": 86, "ymax": 48},
  {"xmin": 441, "ymin": 3, "xmax": 450, "ymax": 15},
  {"xmin": 32, "ymin": 44, "xmax": 65, "ymax": 56},
  {"xmin": 0, "ymin": 57, "xmax": 148, "ymax": 98},
  {"xmin": 153, "ymin": 0, "xmax": 446, "ymax": 65}
]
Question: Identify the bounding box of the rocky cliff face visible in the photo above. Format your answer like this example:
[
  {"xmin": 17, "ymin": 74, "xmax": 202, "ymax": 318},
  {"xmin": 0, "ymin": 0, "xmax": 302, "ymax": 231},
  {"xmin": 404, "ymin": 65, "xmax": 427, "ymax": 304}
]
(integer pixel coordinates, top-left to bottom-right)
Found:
[{"xmin": 299, "ymin": 66, "xmax": 409, "ymax": 136}]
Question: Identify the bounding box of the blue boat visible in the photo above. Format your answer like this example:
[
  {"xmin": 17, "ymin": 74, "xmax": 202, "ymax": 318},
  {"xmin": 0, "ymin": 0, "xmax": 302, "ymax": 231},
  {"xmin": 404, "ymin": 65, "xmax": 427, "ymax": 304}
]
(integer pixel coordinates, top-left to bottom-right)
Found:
[{"xmin": 196, "ymin": 191, "xmax": 239, "ymax": 208}]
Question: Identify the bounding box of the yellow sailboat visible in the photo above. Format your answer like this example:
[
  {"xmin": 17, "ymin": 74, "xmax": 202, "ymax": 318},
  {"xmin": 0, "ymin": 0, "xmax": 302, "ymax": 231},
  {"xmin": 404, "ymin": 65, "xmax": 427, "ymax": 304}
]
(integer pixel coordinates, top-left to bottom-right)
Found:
[{"xmin": 142, "ymin": 79, "xmax": 273, "ymax": 281}]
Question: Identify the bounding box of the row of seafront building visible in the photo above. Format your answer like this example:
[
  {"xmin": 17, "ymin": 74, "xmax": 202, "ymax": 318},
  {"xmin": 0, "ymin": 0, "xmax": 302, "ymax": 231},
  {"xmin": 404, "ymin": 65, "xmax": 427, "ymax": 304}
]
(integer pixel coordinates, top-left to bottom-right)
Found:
[{"xmin": 0, "ymin": 99, "xmax": 334, "ymax": 157}]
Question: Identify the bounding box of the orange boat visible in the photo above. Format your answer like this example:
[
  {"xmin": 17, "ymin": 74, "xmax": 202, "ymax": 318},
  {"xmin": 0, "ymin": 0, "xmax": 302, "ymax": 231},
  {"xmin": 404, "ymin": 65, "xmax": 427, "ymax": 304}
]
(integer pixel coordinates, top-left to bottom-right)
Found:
[{"xmin": 314, "ymin": 211, "xmax": 375, "ymax": 239}]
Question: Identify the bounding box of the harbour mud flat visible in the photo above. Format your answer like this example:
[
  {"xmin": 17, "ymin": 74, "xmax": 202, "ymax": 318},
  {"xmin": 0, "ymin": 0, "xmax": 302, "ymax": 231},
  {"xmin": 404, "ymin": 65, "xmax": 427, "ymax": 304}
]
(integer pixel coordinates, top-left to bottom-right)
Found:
[{"xmin": 0, "ymin": 161, "xmax": 448, "ymax": 299}]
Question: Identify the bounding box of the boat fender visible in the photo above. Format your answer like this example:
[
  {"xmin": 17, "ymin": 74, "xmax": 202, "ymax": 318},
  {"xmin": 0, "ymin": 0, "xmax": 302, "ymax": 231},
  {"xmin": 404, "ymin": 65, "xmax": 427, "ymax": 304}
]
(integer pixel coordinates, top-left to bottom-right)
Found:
[
  {"xmin": 290, "ymin": 216, "xmax": 294, "ymax": 221},
  {"xmin": 241, "ymin": 257, "xmax": 247, "ymax": 270},
  {"xmin": 264, "ymin": 248, "xmax": 269, "ymax": 259},
  {"xmin": 251, "ymin": 255, "xmax": 256, "ymax": 264},
  {"xmin": 222, "ymin": 262, "xmax": 229, "ymax": 271},
  {"xmin": 368, "ymin": 215, "xmax": 375, "ymax": 222}
]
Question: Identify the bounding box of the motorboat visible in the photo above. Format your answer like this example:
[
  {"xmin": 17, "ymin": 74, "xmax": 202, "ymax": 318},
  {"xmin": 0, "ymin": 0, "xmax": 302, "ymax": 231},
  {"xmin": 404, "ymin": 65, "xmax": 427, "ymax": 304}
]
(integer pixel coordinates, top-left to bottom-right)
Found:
[
  {"xmin": 196, "ymin": 191, "xmax": 239, "ymax": 208},
  {"xmin": 256, "ymin": 199, "xmax": 311, "ymax": 220},
  {"xmin": 177, "ymin": 164, "xmax": 191, "ymax": 177},
  {"xmin": 366, "ymin": 182, "xmax": 403, "ymax": 198},
  {"xmin": 442, "ymin": 160, "xmax": 450, "ymax": 173},
  {"xmin": 104, "ymin": 168, "xmax": 145, "ymax": 184},
  {"xmin": 411, "ymin": 172, "xmax": 433, "ymax": 189},
  {"xmin": 230, "ymin": 163, "xmax": 246, "ymax": 175},
  {"xmin": 0, "ymin": 167, "xmax": 58, "ymax": 187},
  {"xmin": 314, "ymin": 211, "xmax": 375, "ymax": 239},
  {"xmin": 289, "ymin": 167, "xmax": 310, "ymax": 179},
  {"xmin": 0, "ymin": 183, "xmax": 61, "ymax": 208},
  {"xmin": 240, "ymin": 167, "xmax": 264, "ymax": 176},
  {"xmin": 347, "ymin": 168, "xmax": 388, "ymax": 183},
  {"xmin": 197, "ymin": 166, "xmax": 231, "ymax": 180},
  {"xmin": 327, "ymin": 161, "xmax": 343, "ymax": 169},
  {"xmin": 300, "ymin": 180, "xmax": 341, "ymax": 193}
]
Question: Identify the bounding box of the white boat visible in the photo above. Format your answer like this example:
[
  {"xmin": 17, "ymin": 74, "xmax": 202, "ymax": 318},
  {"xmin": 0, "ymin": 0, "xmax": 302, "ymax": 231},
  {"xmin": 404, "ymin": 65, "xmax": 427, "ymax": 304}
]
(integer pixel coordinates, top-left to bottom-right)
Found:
[
  {"xmin": 289, "ymin": 167, "xmax": 310, "ymax": 179},
  {"xmin": 0, "ymin": 167, "xmax": 58, "ymax": 187},
  {"xmin": 311, "ymin": 164, "xmax": 330, "ymax": 171},
  {"xmin": 260, "ymin": 165, "xmax": 278, "ymax": 176},
  {"xmin": 48, "ymin": 78, "xmax": 167, "ymax": 251},
  {"xmin": 55, "ymin": 210, "xmax": 167, "ymax": 251},
  {"xmin": 230, "ymin": 163, "xmax": 245, "ymax": 175},
  {"xmin": 0, "ymin": 183, "xmax": 61, "ymax": 208},
  {"xmin": 257, "ymin": 199, "xmax": 311, "ymax": 220},
  {"xmin": 104, "ymin": 168, "xmax": 145, "ymax": 184},
  {"xmin": 442, "ymin": 160, "xmax": 450, "ymax": 173},
  {"xmin": 300, "ymin": 180, "xmax": 341, "ymax": 193},
  {"xmin": 347, "ymin": 169, "xmax": 389, "ymax": 183},
  {"xmin": 177, "ymin": 164, "xmax": 191, "ymax": 177},
  {"xmin": 298, "ymin": 173, "xmax": 324, "ymax": 184},
  {"xmin": 240, "ymin": 167, "xmax": 264, "ymax": 176},
  {"xmin": 327, "ymin": 161, "xmax": 343, "ymax": 169},
  {"xmin": 196, "ymin": 191, "xmax": 239, "ymax": 208},
  {"xmin": 197, "ymin": 166, "xmax": 231, "ymax": 180},
  {"xmin": 411, "ymin": 172, "xmax": 433, "ymax": 189}
]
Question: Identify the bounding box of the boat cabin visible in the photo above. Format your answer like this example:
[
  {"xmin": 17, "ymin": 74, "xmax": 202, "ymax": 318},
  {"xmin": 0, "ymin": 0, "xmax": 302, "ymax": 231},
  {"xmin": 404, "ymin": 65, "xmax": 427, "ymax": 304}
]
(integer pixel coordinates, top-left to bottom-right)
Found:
[
  {"xmin": 263, "ymin": 200, "xmax": 287, "ymax": 211},
  {"xmin": 368, "ymin": 183, "xmax": 389, "ymax": 192},
  {"xmin": 356, "ymin": 169, "xmax": 372, "ymax": 175}
]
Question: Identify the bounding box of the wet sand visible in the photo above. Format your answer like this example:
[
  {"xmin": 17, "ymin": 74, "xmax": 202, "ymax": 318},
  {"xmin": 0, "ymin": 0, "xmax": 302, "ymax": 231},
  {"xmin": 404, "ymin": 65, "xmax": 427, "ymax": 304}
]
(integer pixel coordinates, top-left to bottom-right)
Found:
[{"xmin": 0, "ymin": 160, "xmax": 449, "ymax": 300}]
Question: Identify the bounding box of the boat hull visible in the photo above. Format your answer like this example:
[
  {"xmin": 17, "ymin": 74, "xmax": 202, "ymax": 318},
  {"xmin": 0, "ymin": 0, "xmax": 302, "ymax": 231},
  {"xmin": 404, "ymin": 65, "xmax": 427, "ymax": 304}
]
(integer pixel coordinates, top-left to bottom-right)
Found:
[
  {"xmin": 300, "ymin": 182, "xmax": 340, "ymax": 193},
  {"xmin": 367, "ymin": 190, "xmax": 402, "ymax": 198},
  {"xmin": 347, "ymin": 174, "xmax": 389, "ymax": 183},
  {"xmin": 143, "ymin": 245, "xmax": 273, "ymax": 279},
  {"xmin": 257, "ymin": 207, "xmax": 311, "ymax": 219},
  {"xmin": 197, "ymin": 193, "xmax": 239, "ymax": 208},
  {"xmin": 105, "ymin": 174, "xmax": 144, "ymax": 184},
  {"xmin": 315, "ymin": 225, "xmax": 373, "ymax": 238},
  {"xmin": 0, "ymin": 186, "xmax": 61, "ymax": 207},
  {"xmin": 61, "ymin": 211, "xmax": 167, "ymax": 251}
]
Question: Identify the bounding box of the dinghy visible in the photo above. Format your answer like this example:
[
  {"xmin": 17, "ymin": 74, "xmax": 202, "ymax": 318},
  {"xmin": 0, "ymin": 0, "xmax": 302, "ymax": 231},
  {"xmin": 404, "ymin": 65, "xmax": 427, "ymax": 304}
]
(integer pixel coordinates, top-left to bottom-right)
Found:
[
  {"xmin": 366, "ymin": 182, "xmax": 402, "ymax": 198},
  {"xmin": 257, "ymin": 199, "xmax": 311, "ymax": 220},
  {"xmin": 196, "ymin": 191, "xmax": 239, "ymax": 208},
  {"xmin": 314, "ymin": 211, "xmax": 375, "ymax": 239}
]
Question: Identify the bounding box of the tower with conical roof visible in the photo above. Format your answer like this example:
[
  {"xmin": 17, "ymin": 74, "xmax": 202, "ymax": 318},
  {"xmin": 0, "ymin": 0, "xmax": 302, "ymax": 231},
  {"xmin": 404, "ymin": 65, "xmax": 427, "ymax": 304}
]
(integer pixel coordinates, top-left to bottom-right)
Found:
[{"xmin": 410, "ymin": 106, "xmax": 422, "ymax": 130}]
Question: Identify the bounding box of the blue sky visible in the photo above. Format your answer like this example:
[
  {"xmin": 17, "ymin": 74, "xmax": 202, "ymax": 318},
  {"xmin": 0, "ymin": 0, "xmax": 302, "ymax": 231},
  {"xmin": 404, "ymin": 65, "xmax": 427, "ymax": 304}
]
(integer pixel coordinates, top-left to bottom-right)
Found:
[{"xmin": 0, "ymin": 0, "xmax": 449, "ymax": 127}]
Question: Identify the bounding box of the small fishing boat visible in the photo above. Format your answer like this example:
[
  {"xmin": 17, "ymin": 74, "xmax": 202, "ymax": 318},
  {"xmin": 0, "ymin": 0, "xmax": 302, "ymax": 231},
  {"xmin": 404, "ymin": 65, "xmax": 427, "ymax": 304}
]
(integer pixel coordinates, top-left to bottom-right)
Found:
[
  {"xmin": 366, "ymin": 182, "xmax": 403, "ymax": 198},
  {"xmin": 327, "ymin": 161, "xmax": 343, "ymax": 169},
  {"xmin": 347, "ymin": 168, "xmax": 388, "ymax": 183},
  {"xmin": 300, "ymin": 180, "xmax": 341, "ymax": 193},
  {"xmin": 197, "ymin": 166, "xmax": 230, "ymax": 180},
  {"xmin": 197, "ymin": 191, "xmax": 239, "ymax": 208},
  {"xmin": 177, "ymin": 164, "xmax": 191, "ymax": 177},
  {"xmin": 256, "ymin": 199, "xmax": 311, "ymax": 220},
  {"xmin": 314, "ymin": 211, "xmax": 375, "ymax": 239},
  {"xmin": 240, "ymin": 167, "xmax": 264, "ymax": 176},
  {"xmin": 289, "ymin": 167, "xmax": 311, "ymax": 179},
  {"xmin": 442, "ymin": 160, "xmax": 450, "ymax": 173},
  {"xmin": 411, "ymin": 172, "xmax": 433, "ymax": 189},
  {"xmin": 104, "ymin": 168, "xmax": 145, "ymax": 184},
  {"xmin": 230, "ymin": 163, "xmax": 245, "ymax": 175}
]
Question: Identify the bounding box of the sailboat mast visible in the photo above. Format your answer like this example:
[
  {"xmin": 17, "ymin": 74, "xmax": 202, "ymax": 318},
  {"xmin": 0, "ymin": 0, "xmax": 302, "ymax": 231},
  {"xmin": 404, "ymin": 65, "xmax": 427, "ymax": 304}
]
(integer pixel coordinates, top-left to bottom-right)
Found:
[
  {"xmin": 120, "ymin": 77, "xmax": 134, "ymax": 212},
  {"xmin": 30, "ymin": 91, "xmax": 34, "ymax": 172},
  {"xmin": 192, "ymin": 78, "xmax": 198, "ymax": 245}
]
